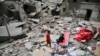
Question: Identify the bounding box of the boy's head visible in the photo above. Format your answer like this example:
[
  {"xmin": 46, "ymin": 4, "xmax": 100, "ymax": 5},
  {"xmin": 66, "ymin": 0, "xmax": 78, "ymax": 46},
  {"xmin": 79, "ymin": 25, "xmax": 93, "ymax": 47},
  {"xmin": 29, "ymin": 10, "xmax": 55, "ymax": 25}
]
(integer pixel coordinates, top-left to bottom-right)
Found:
[{"xmin": 47, "ymin": 30, "xmax": 50, "ymax": 34}]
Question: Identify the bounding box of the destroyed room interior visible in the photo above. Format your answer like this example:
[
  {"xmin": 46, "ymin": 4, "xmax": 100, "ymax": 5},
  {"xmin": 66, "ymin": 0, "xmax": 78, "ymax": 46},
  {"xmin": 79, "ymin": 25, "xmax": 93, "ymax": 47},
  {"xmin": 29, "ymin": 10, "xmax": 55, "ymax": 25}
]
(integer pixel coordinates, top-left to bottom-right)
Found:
[{"xmin": 0, "ymin": 0, "xmax": 100, "ymax": 56}]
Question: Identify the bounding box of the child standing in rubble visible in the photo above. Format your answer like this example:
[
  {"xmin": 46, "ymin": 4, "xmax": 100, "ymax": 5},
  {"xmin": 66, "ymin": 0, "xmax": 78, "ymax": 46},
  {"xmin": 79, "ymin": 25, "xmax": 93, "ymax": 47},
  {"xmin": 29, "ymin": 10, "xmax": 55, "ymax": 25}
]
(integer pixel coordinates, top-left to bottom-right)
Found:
[{"xmin": 46, "ymin": 30, "xmax": 51, "ymax": 47}]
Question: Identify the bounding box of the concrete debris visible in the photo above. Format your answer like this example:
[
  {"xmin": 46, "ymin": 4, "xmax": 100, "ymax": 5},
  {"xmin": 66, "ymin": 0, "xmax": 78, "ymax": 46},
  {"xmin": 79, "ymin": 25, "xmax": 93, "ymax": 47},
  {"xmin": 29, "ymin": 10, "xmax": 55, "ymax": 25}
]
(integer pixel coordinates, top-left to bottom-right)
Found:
[
  {"xmin": 35, "ymin": 1, "xmax": 42, "ymax": 13},
  {"xmin": 0, "ymin": 0, "xmax": 100, "ymax": 56},
  {"xmin": 21, "ymin": 0, "xmax": 30, "ymax": 4},
  {"xmin": 0, "ymin": 49, "xmax": 3, "ymax": 55},
  {"xmin": 57, "ymin": 20, "xmax": 62, "ymax": 24},
  {"xmin": 28, "ymin": 18, "xmax": 39, "ymax": 24},
  {"xmin": 0, "ymin": 0, "xmax": 4, "ymax": 3},
  {"xmin": 0, "ymin": 22, "xmax": 27, "ymax": 42},
  {"xmin": 0, "ymin": 27, "xmax": 22, "ymax": 36},
  {"xmin": 40, "ymin": 24, "xmax": 48, "ymax": 31},
  {"xmin": 8, "ymin": 22, "xmax": 25, "ymax": 27},
  {"xmin": 68, "ymin": 47, "xmax": 77, "ymax": 56},
  {"xmin": 25, "ymin": 42, "xmax": 33, "ymax": 50},
  {"xmin": 87, "ymin": 46, "xmax": 92, "ymax": 51},
  {"xmin": 96, "ymin": 42, "xmax": 100, "ymax": 46},
  {"xmin": 48, "ymin": 2, "xmax": 56, "ymax": 10},
  {"xmin": 0, "ymin": 16, "xmax": 99, "ymax": 56},
  {"xmin": 28, "ymin": 12, "xmax": 37, "ymax": 16},
  {"xmin": 48, "ymin": 0, "xmax": 63, "ymax": 4}
]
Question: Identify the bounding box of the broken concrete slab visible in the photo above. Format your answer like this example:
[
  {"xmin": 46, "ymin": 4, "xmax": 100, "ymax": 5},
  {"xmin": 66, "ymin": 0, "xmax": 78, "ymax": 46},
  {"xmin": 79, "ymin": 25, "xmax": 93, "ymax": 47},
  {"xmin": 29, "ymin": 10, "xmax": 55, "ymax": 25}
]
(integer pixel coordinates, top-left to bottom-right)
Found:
[
  {"xmin": 73, "ymin": 49, "xmax": 85, "ymax": 56},
  {"xmin": 35, "ymin": 1, "xmax": 42, "ymax": 13},
  {"xmin": 0, "ymin": 27, "xmax": 22, "ymax": 36},
  {"xmin": 8, "ymin": 22, "xmax": 25, "ymax": 28},
  {"xmin": 28, "ymin": 12, "xmax": 37, "ymax": 16},
  {"xmin": 48, "ymin": 0, "xmax": 63, "ymax": 4},
  {"xmin": 48, "ymin": 2, "xmax": 56, "ymax": 10},
  {"xmin": 28, "ymin": 18, "xmax": 39, "ymax": 23},
  {"xmin": 21, "ymin": 0, "xmax": 30, "ymax": 4},
  {"xmin": 0, "ymin": 22, "xmax": 27, "ymax": 42},
  {"xmin": 0, "ymin": 0, "xmax": 4, "ymax": 3},
  {"xmin": 50, "ymin": 34, "xmax": 60, "ymax": 42},
  {"xmin": 96, "ymin": 42, "xmax": 100, "ymax": 46},
  {"xmin": 25, "ymin": 42, "xmax": 33, "ymax": 50},
  {"xmin": 63, "ymin": 17, "xmax": 73, "ymax": 22}
]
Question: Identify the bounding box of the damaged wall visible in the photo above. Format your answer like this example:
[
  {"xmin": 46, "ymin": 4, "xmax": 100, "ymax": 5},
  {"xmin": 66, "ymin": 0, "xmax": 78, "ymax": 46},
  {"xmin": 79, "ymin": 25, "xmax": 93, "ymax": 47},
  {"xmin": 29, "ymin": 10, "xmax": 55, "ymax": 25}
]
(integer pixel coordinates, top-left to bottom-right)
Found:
[
  {"xmin": 0, "ymin": 1, "xmax": 18, "ymax": 15},
  {"xmin": 83, "ymin": 0, "xmax": 100, "ymax": 3},
  {"xmin": 60, "ymin": 0, "xmax": 69, "ymax": 16},
  {"xmin": 80, "ymin": 3, "xmax": 100, "ymax": 22},
  {"xmin": 0, "ymin": 3, "xmax": 8, "ymax": 14},
  {"xmin": 68, "ymin": 0, "xmax": 100, "ymax": 22}
]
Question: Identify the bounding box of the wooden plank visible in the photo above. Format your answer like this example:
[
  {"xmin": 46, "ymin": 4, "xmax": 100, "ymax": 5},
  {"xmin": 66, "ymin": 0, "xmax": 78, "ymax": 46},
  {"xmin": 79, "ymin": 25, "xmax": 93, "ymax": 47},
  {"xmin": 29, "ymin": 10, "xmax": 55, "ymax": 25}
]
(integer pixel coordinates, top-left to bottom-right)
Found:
[
  {"xmin": 93, "ymin": 32, "xmax": 99, "ymax": 38},
  {"xmin": 95, "ymin": 46, "xmax": 100, "ymax": 56}
]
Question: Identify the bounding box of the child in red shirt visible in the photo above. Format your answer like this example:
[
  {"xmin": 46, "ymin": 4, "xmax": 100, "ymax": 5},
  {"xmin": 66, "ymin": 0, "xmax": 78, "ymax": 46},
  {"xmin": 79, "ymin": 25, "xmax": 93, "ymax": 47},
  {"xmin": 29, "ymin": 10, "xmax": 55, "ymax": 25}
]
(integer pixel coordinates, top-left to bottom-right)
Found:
[{"xmin": 46, "ymin": 30, "xmax": 51, "ymax": 47}]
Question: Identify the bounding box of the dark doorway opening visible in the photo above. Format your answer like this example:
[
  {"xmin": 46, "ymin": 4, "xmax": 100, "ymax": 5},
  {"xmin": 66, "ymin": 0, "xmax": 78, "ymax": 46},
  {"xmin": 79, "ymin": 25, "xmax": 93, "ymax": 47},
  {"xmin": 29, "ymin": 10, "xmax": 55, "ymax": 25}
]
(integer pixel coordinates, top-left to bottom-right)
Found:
[
  {"xmin": 98, "ymin": 10, "xmax": 100, "ymax": 21},
  {"xmin": 73, "ymin": 0, "xmax": 77, "ymax": 2},
  {"xmin": 84, "ymin": 0, "xmax": 89, "ymax": 2},
  {"xmin": 63, "ymin": 8, "xmax": 66, "ymax": 12},
  {"xmin": 85, "ymin": 9, "xmax": 92, "ymax": 21}
]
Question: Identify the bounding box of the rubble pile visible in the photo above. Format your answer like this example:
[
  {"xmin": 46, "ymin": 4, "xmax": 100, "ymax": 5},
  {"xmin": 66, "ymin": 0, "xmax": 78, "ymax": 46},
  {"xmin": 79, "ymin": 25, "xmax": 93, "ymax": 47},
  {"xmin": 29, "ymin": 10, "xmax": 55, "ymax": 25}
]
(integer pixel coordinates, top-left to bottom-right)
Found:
[
  {"xmin": 1, "ymin": 37, "xmax": 38, "ymax": 56},
  {"xmin": 0, "ymin": 0, "xmax": 100, "ymax": 56},
  {"xmin": 0, "ymin": 16, "xmax": 100, "ymax": 56},
  {"xmin": 0, "ymin": 14, "xmax": 27, "ymax": 42}
]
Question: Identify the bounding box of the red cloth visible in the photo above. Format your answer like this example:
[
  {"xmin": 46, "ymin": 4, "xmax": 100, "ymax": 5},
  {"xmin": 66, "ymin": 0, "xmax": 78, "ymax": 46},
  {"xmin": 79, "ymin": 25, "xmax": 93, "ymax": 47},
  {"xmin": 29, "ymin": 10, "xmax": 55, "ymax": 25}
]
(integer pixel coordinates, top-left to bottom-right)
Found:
[
  {"xmin": 75, "ymin": 28, "xmax": 93, "ymax": 42},
  {"xmin": 46, "ymin": 33, "xmax": 51, "ymax": 44}
]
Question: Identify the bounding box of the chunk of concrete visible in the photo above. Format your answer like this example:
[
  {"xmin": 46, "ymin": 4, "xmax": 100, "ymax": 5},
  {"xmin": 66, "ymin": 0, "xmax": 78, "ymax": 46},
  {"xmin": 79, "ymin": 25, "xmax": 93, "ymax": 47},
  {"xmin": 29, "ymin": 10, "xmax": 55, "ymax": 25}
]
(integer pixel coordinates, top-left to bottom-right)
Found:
[{"xmin": 25, "ymin": 42, "xmax": 33, "ymax": 50}]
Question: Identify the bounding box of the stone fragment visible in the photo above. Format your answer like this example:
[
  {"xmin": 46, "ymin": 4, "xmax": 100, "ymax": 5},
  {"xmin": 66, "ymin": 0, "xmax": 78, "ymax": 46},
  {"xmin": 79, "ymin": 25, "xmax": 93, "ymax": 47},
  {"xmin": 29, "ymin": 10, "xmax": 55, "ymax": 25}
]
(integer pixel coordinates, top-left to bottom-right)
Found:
[{"xmin": 25, "ymin": 42, "xmax": 33, "ymax": 50}]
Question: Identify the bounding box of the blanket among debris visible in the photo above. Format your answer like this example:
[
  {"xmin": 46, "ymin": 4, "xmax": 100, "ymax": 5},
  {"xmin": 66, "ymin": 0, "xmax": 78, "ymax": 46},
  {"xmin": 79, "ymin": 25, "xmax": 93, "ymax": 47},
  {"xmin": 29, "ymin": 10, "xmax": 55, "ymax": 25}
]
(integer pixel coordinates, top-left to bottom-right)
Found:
[
  {"xmin": 59, "ymin": 32, "xmax": 70, "ymax": 46},
  {"xmin": 75, "ymin": 28, "xmax": 93, "ymax": 42}
]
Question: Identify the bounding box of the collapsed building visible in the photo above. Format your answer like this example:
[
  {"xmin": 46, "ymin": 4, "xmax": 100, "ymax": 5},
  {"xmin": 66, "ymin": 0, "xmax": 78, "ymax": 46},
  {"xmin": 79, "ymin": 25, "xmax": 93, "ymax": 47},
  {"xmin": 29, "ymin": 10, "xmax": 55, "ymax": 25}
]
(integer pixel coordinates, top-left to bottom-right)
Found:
[{"xmin": 0, "ymin": 0, "xmax": 100, "ymax": 56}]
